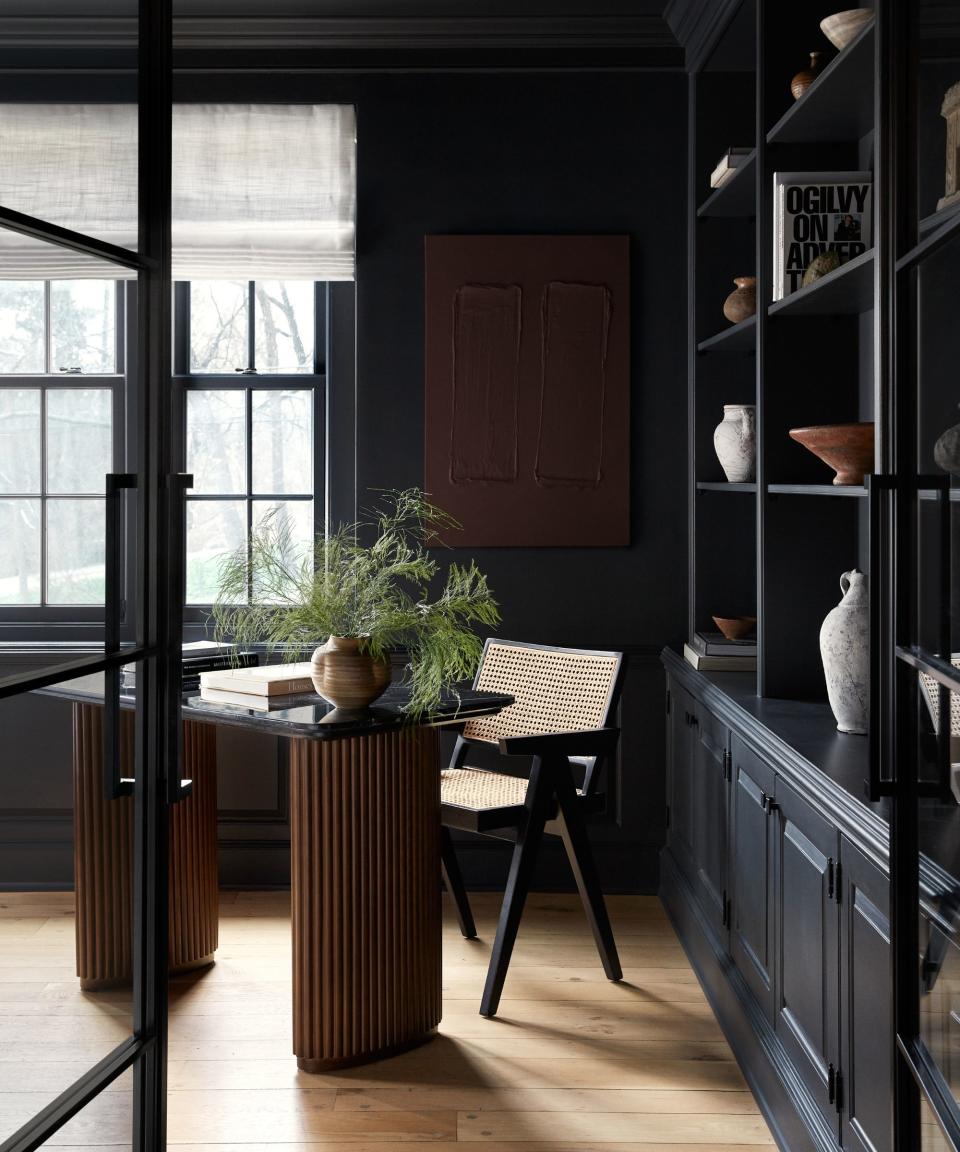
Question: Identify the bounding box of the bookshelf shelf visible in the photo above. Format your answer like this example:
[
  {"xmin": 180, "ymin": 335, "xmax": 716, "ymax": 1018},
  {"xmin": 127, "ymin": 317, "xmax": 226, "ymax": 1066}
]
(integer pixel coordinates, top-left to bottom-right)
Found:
[
  {"xmin": 766, "ymin": 20, "xmax": 875, "ymax": 144},
  {"xmin": 697, "ymin": 481, "xmax": 758, "ymax": 493},
  {"xmin": 767, "ymin": 248, "xmax": 874, "ymax": 317},
  {"xmin": 767, "ymin": 483, "xmax": 867, "ymax": 497},
  {"xmin": 697, "ymin": 314, "xmax": 757, "ymax": 352},
  {"xmin": 697, "ymin": 149, "xmax": 757, "ymax": 218}
]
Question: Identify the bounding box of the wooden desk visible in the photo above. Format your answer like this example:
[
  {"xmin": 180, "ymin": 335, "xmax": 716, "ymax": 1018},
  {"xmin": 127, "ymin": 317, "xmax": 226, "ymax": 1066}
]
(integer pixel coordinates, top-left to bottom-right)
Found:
[{"xmin": 52, "ymin": 678, "xmax": 510, "ymax": 1071}]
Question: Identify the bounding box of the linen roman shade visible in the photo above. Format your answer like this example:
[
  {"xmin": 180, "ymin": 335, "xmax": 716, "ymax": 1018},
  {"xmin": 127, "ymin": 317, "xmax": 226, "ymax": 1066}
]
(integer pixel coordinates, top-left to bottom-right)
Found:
[{"xmin": 0, "ymin": 103, "xmax": 356, "ymax": 280}]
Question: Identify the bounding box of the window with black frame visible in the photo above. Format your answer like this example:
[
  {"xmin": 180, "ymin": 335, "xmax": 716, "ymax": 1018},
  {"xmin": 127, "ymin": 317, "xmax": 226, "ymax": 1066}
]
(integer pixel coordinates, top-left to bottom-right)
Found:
[
  {"xmin": 178, "ymin": 279, "xmax": 325, "ymax": 610},
  {"xmin": 0, "ymin": 278, "xmax": 123, "ymax": 613}
]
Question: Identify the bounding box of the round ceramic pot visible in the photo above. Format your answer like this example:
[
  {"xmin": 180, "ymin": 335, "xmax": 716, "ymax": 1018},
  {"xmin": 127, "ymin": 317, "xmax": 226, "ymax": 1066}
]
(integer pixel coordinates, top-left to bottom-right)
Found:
[
  {"xmin": 310, "ymin": 636, "xmax": 391, "ymax": 710},
  {"xmin": 791, "ymin": 51, "xmax": 822, "ymax": 100},
  {"xmin": 722, "ymin": 276, "xmax": 757, "ymax": 324},
  {"xmin": 713, "ymin": 404, "xmax": 756, "ymax": 483},
  {"xmin": 820, "ymin": 569, "xmax": 869, "ymax": 734},
  {"xmin": 934, "ymin": 406, "xmax": 960, "ymax": 476}
]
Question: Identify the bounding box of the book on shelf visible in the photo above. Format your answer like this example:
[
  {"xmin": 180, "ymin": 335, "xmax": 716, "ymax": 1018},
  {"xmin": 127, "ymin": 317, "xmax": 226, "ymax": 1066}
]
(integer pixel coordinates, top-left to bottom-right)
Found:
[
  {"xmin": 198, "ymin": 662, "xmax": 315, "ymax": 696},
  {"xmin": 198, "ymin": 687, "xmax": 304, "ymax": 711},
  {"xmin": 683, "ymin": 643, "xmax": 757, "ymax": 672},
  {"xmin": 772, "ymin": 171, "xmax": 872, "ymax": 300},
  {"xmin": 710, "ymin": 147, "xmax": 752, "ymax": 189},
  {"xmin": 691, "ymin": 630, "xmax": 757, "ymax": 657}
]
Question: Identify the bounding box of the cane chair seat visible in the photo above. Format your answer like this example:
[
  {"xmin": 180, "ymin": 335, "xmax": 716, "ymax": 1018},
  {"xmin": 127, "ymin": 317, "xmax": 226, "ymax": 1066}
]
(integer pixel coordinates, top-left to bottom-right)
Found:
[{"xmin": 441, "ymin": 767, "xmax": 529, "ymax": 810}]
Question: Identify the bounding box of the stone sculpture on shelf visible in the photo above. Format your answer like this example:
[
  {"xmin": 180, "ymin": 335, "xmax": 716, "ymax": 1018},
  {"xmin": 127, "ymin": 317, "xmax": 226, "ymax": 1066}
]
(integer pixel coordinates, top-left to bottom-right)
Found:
[
  {"xmin": 820, "ymin": 569, "xmax": 869, "ymax": 735},
  {"xmin": 934, "ymin": 406, "xmax": 960, "ymax": 475},
  {"xmin": 938, "ymin": 81, "xmax": 960, "ymax": 212}
]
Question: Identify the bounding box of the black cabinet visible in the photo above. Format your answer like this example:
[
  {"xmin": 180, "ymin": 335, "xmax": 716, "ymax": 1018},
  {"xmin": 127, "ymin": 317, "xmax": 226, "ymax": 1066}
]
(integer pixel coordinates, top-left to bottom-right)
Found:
[
  {"xmin": 730, "ymin": 735, "xmax": 776, "ymax": 1020},
  {"xmin": 691, "ymin": 704, "xmax": 729, "ymax": 941},
  {"xmin": 667, "ymin": 682, "xmax": 696, "ymax": 882},
  {"xmin": 661, "ymin": 654, "xmax": 895, "ymax": 1152},
  {"xmin": 839, "ymin": 840, "xmax": 892, "ymax": 1152}
]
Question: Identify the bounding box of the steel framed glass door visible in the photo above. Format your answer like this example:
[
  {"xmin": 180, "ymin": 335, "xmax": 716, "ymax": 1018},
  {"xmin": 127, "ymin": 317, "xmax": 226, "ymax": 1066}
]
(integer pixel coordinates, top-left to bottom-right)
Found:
[
  {"xmin": 886, "ymin": 1, "xmax": 960, "ymax": 1148},
  {"xmin": 0, "ymin": 2, "xmax": 182, "ymax": 1149}
]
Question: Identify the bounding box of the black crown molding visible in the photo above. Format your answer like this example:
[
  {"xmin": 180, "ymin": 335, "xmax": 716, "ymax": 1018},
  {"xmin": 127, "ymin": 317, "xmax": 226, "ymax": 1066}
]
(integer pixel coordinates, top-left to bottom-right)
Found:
[
  {"xmin": 0, "ymin": 13, "xmax": 683, "ymax": 72},
  {"xmin": 663, "ymin": 0, "xmax": 742, "ymax": 72}
]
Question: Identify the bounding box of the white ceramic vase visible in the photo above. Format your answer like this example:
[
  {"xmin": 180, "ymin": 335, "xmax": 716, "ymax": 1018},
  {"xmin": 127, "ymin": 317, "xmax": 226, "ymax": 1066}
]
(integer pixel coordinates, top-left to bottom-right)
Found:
[
  {"xmin": 713, "ymin": 404, "xmax": 756, "ymax": 483},
  {"xmin": 820, "ymin": 569, "xmax": 869, "ymax": 734}
]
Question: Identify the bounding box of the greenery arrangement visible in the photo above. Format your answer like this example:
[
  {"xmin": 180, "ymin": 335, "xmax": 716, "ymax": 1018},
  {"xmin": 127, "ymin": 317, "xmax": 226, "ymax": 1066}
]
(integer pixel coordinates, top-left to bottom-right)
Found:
[{"xmin": 211, "ymin": 488, "xmax": 500, "ymax": 716}]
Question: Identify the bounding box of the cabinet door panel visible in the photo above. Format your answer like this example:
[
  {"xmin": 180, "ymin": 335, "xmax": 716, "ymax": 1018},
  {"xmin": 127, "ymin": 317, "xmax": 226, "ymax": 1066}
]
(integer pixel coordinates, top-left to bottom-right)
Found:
[
  {"xmin": 730, "ymin": 737, "xmax": 776, "ymax": 1019},
  {"xmin": 841, "ymin": 840, "xmax": 892, "ymax": 1152},
  {"xmin": 775, "ymin": 779, "xmax": 840, "ymax": 1136},
  {"xmin": 667, "ymin": 680, "xmax": 696, "ymax": 879},
  {"xmin": 692, "ymin": 705, "xmax": 728, "ymax": 941}
]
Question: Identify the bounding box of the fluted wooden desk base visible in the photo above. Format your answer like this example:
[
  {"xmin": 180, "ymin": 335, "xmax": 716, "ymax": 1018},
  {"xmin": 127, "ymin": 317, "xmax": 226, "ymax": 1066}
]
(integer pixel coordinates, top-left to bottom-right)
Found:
[
  {"xmin": 73, "ymin": 704, "xmax": 219, "ymax": 990},
  {"xmin": 290, "ymin": 726, "xmax": 442, "ymax": 1070}
]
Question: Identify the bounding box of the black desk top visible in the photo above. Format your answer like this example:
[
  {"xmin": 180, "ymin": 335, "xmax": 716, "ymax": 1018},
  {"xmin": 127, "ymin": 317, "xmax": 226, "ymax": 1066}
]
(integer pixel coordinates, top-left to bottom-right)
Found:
[{"xmin": 42, "ymin": 674, "xmax": 512, "ymax": 741}]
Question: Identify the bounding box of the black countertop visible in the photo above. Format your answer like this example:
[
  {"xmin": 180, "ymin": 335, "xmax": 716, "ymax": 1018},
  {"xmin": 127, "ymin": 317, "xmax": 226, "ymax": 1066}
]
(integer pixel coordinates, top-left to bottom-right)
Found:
[{"xmin": 41, "ymin": 673, "xmax": 513, "ymax": 740}]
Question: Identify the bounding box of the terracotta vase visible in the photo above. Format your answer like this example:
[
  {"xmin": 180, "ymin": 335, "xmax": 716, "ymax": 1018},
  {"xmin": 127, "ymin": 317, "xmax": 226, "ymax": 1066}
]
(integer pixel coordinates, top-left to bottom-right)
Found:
[
  {"xmin": 820, "ymin": 570, "xmax": 869, "ymax": 734},
  {"xmin": 310, "ymin": 636, "xmax": 391, "ymax": 710},
  {"xmin": 934, "ymin": 406, "xmax": 960, "ymax": 476},
  {"xmin": 791, "ymin": 51, "xmax": 822, "ymax": 100},
  {"xmin": 722, "ymin": 276, "xmax": 757, "ymax": 324},
  {"xmin": 713, "ymin": 404, "xmax": 756, "ymax": 483}
]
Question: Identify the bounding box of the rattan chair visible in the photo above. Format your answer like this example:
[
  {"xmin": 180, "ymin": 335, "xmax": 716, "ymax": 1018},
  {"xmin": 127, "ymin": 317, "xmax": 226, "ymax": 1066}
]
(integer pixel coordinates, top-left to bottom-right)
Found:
[{"xmin": 440, "ymin": 639, "xmax": 625, "ymax": 1017}]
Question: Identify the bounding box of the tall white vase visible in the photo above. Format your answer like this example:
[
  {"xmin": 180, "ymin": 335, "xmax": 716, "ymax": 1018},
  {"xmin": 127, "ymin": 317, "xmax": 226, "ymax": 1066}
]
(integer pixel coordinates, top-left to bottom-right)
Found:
[
  {"xmin": 820, "ymin": 569, "xmax": 869, "ymax": 734},
  {"xmin": 713, "ymin": 404, "xmax": 756, "ymax": 483}
]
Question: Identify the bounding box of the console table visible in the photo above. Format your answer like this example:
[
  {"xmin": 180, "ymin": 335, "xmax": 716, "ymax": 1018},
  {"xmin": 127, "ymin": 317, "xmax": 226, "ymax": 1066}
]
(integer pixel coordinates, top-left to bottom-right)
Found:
[{"xmin": 47, "ymin": 676, "xmax": 511, "ymax": 1071}]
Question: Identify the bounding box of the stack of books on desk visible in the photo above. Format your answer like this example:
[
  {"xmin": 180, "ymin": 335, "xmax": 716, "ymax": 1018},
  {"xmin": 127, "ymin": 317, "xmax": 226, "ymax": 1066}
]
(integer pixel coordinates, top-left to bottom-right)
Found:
[
  {"xmin": 121, "ymin": 641, "xmax": 259, "ymax": 691},
  {"xmin": 199, "ymin": 662, "xmax": 315, "ymax": 709},
  {"xmin": 683, "ymin": 631, "xmax": 757, "ymax": 672}
]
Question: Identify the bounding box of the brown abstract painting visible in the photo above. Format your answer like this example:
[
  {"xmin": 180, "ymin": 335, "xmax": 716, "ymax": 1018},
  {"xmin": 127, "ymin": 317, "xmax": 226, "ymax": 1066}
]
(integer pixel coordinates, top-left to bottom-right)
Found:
[{"xmin": 424, "ymin": 235, "xmax": 629, "ymax": 546}]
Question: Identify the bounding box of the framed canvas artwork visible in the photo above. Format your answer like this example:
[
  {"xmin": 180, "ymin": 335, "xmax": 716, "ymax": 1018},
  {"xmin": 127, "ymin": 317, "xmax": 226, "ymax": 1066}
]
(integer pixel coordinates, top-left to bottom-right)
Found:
[{"xmin": 424, "ymin": 234, "xmax": 630, "ymax": 546}]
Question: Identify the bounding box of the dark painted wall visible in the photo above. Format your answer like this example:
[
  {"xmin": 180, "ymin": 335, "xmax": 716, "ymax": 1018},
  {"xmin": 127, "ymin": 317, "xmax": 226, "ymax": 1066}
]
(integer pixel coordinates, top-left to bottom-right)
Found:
[{"xmin": 0, "ymin": 68, "xmax": 688, "ymax": 893}]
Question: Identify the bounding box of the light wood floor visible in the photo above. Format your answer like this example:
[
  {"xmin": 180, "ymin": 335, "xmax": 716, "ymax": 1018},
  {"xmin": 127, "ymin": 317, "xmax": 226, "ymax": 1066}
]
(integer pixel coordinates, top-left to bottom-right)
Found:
[{"xmin": 0, "ymin": 890, "xmax": 775, "ymax": 1150}]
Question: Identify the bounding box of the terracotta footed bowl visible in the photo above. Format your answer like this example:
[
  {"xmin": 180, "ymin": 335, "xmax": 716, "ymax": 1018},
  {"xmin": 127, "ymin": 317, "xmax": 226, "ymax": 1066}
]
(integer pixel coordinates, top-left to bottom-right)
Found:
[
  {"xmin": 712, "ymin": 615, "xmax": 757, "ymax": 641},
  {"xmin": 788, "ymin": 422, "xmax": 875, "ymax": 485}
]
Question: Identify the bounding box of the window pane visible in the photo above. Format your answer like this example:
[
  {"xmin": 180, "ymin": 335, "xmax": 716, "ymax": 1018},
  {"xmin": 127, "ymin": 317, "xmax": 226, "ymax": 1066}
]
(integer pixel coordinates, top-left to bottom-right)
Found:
[
  {"xmin": 0, "ymin": 498, "xmax": 40, "ymax": 604},
  {"xmin": 47, "ymin": 499, "xmax": 105, "ymax": 604},
  {"xmin": 190, "ymin": 281, "xmax": 249, "ymax": 373},
  {"xmin": 0, "ymin": 390, "xmax": 41, "ymax": 493},
  {"xmin": 0, "ymin": 281, "xmax": 44, "ymax": 374},
  {"xmin": 187, "ymin": 390, "xmax": 247, "ymax": 495},
  {"xmin": 252, "ymin": 500, "xmax": 314, "ymax": 601},
  {"xmin": 186, "ymin": 499, "xmax": 246, "ymax": 604},
  {"xmin": 252, "ymin": 390, "xmax": 312, "ymax": 494},
  {"xmin": 50, "ymin": 281, "xmax": 116, "ymax": 375},
  {"xmin": 254, "ymin": 281, "xmax": 314, "ymax": 373},
  {"xmin": 47, "ymin": 389, "xmax": 112, "ymax": 494}
]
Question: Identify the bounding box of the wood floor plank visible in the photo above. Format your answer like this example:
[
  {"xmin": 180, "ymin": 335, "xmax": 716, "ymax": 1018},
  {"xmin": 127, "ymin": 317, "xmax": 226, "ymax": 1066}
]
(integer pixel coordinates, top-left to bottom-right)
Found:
[
  {"xmin": 332, "ymin": 1089, "xmax": 761, "ymax": 1114},
  {"xmin": 456, "ymin": 1112, "xmax": 775, "ymax": 1145}
]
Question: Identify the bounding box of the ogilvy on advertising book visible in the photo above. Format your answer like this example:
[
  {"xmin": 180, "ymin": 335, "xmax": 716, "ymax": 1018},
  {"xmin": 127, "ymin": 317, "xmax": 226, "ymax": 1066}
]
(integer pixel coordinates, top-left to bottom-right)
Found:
[{"xmin": 773, "ymin": 171, "xmax": 872, "ymax": 299}]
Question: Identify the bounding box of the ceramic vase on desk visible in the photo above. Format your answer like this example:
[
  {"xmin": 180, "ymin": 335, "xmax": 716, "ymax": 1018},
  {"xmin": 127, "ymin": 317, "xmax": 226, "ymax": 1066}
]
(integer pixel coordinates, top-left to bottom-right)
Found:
[
  {"xmin": 820, "ymin": 569, "xmax": 869, "ymax": 734},
  {"xmin": 713, "ymin": 404, "xmax": 756, "ymax": 483},
  {"xmin": 310, "ymin": 636, "xmax": 391, "ymax": 710}
]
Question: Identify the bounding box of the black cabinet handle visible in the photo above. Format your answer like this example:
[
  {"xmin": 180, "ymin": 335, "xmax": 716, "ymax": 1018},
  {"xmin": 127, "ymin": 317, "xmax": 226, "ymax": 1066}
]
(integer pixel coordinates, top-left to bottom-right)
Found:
[
  {"xmin": 166, "ymin": 473, "xmax": 194, "ymax": 805},
  {"xmin": 104, "ymin": 473, "xmax": 137, "ymax": 801}
]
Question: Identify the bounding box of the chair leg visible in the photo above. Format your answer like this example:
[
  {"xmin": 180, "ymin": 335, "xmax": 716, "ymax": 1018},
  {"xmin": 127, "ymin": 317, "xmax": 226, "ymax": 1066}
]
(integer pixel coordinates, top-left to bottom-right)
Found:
[
  {"xmin": 441, "ymin": 826, "xmax": 477, "ymax": 939},
  {"xmin": 553, "ymin": 765, "xmax": 622, "ymax": 983},
  {"xmin": 480, "ymin": 761, "xmax": 553, "ymax": 1018}
]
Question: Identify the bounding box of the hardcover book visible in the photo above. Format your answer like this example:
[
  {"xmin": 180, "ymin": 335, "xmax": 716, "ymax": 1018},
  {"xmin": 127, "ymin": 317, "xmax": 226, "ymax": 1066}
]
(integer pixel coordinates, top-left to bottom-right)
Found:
[
  {"xmin": 683, "ymin": 643, "xmax": 757, "ymax": 672},
  {"xmin": 199, "ymin": 662, "xmax": 315, "ymax": 696},
  {"xmin": 692, "ymin": 631, "xmax": 757, "ymax": 657},
  {"xmin": 773, "ymin": 171, "xmax": 872, "ymax": 299}
]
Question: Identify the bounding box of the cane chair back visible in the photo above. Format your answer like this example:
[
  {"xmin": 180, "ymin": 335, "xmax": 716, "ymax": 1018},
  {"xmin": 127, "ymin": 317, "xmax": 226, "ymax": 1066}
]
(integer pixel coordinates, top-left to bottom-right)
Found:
[
  {"xmin": 919, "ymin": 655, "xmax": 960, "ymax": 760},
  {"xmin": 459, "ymin": 640, "xmax": 623, "ymax": 796}
]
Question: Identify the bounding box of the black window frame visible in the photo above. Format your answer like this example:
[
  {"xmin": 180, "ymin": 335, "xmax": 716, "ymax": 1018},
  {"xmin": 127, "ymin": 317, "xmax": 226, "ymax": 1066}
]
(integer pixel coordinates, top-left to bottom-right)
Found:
[
  {"xmin": 174, "ymin": 279, "xmax": 327, "ymax": 624},
  {"xmin": 0, "ymin": 280, "xmax": 128, "ymax": 631}
]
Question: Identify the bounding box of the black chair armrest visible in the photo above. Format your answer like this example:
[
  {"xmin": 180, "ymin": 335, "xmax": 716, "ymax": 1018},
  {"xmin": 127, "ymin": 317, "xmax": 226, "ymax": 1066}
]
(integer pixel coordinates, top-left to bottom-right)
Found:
[{"xmin": 497, "ymin": 727, "xmax": 620, "ymax": 759}]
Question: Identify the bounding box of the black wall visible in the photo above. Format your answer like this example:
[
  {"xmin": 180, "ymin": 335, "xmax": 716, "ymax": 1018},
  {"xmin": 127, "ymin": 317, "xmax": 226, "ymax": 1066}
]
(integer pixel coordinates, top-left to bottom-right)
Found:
[{"xmin": 0, "ymin": 68, "xmax": 689, "ymax": 894}]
